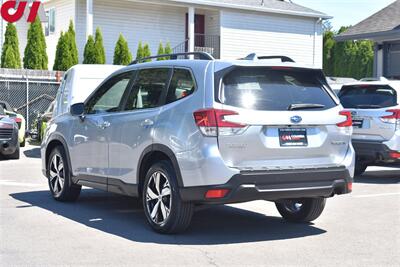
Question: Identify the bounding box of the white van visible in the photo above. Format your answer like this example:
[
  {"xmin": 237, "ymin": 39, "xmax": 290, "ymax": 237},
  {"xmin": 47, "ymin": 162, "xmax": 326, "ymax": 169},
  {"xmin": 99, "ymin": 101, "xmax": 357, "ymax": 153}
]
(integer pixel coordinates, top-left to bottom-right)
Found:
[{"xmin": 53, "ymin": 65, "xmax": 123, "ymax": 117}]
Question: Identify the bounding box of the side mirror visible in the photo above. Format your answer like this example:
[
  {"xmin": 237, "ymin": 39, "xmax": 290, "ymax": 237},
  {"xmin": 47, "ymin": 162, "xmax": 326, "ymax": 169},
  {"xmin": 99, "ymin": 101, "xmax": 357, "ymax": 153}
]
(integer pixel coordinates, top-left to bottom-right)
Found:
[{"xmin": 70, "ymin": 103, "xmax": 85, "ymax": 117}]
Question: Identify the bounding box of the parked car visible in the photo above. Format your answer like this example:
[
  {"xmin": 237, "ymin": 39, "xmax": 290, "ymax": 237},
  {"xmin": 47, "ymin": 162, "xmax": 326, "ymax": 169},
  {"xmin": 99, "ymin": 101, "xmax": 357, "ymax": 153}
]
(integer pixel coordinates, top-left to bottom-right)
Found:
[
  {"xmin": 0, "ymin": 105, "xmax": 20, "ymax": 159},
  {"xmin": 41, "ymin": 52, "xmax": 355, "ymax": 234},
  {"xmin": 31, "ymin": 65, "xmax": 123, "ymax": 141},
  {"xmin": 35, "ymin": 101, "xmax": 55, "ymax": 142},
  {"xmin": 52, "ymin": 64, "xmax": 124, "ymax": 118},
  {"xmin": 0, "ymin": 101, "xmax": 26, "ymax": 147},
  {"xmin": 327, "ymin": 77, "xmax": 358, "ymax": 96},
  {"xmin": 338, "ymin": 77, "xmax": 400, "ymax": 175}
]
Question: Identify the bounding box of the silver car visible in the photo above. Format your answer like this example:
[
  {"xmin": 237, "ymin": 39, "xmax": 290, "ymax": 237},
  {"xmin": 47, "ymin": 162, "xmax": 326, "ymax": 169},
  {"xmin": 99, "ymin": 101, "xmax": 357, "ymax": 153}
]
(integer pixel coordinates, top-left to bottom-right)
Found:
[
  {"xmin": 338, "ymin": 78, "xmax": 400, "ymax": 175},
  {"xmin": 41, "ymin": 52, "xmax": 355, "ymax": 234}
]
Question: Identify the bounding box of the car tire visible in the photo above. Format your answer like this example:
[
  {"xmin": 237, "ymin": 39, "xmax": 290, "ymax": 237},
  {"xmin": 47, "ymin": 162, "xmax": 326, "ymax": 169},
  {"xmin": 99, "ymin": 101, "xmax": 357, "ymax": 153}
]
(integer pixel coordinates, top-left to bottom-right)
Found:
[
  {"xmin": 47, "ymin": 146, "xmax": 81, "ymax": 202},
  {"xmin": 354, "ymin": 162, "xmax": 367, "ymax": 176},
  {"xmin": 275, "ymin": 198, "xmax": 326, "ymax": 223},
  {"xmin": 8, "ymin": 146, "xmax": 20, "ymax": 160},
  {"xmin": 142, "ymin": 160, "xmax": 193, "ymax": 234}
]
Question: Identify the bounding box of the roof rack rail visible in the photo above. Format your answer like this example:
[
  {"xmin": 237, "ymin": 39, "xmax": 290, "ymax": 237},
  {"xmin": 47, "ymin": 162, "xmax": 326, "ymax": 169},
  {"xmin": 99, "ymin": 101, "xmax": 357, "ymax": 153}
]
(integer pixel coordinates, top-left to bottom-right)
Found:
[
  {"xmin": 242, "ymin": 53, "xmax": 295, "ymax": 63},
  {"xmin": 129, "ymin": 52, "xmax": 215, "ymax": 65}
]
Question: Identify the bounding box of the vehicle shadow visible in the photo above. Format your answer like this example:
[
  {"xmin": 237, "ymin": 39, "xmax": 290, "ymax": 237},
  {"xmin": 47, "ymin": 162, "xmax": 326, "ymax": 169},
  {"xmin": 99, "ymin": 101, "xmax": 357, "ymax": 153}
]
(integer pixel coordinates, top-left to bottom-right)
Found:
[
  {"xmin": 10, "ymin": 189, "xmax": 326, "ymax": 245},
  {"xmin": 23, "ymin": 147, "xmax": 41, "ymax": 158},
  {"xmin": 354, "ymin": 169, "xmax": 400, "ymax": 184}
]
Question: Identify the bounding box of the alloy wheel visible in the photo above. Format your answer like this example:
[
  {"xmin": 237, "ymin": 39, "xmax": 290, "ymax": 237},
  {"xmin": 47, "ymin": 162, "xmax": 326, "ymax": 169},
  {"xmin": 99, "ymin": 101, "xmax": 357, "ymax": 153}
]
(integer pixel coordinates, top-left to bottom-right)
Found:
[
  {"xmin": 284, "ymin": 200, "xmax": 304, "ymax": 213},
  {"xmin": 145, "ymin": 171, "xmax": 172, "ymax": 225},
  {"xmin": 49, "ymin": 154, "xmax": 65, "ymax": 195}
]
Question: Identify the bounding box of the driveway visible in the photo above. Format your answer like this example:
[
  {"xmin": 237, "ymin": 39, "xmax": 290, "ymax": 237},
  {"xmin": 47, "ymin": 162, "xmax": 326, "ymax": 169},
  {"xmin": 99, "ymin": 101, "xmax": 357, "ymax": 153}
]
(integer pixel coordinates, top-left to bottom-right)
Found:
[{"xmin": 0, "ymin": 144, "xmax": 399, "ymax": 266}]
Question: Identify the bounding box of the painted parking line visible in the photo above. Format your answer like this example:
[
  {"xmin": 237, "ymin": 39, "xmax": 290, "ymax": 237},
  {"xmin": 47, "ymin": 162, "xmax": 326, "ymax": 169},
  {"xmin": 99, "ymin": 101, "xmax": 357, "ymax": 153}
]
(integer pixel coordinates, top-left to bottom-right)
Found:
[
  {"xmin": 0, "ymin": 180, "xmax": 43, "ymax": 187},
  {"xmin": 353, "ymin": 192, "xmax": 400, "ymax": 198}
]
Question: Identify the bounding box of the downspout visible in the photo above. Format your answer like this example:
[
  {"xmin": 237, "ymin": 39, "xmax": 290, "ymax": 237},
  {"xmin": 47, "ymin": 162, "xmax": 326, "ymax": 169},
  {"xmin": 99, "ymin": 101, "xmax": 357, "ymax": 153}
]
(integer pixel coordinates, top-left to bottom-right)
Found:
[{"xmin": 313, "ymin": 18, "xmax": 322, "ymax": 66}]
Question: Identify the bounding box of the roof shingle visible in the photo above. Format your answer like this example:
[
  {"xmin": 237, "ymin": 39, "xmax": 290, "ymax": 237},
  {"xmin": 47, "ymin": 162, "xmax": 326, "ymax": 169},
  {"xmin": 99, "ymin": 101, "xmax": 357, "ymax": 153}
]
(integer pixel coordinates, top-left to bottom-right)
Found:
[{"xmin": 340, "ymin": 0, "xmax": 400, "ymax": 37}]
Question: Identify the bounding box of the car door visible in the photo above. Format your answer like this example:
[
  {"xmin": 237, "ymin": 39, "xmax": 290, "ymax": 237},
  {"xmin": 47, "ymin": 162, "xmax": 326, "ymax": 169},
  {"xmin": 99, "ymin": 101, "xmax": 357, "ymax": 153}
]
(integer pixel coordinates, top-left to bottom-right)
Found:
[
  {"xmin": 107, "ymin": 68, "xmax": 171, "ymax": 186},
  {"xmin": 69, "ymin": 71, "xmax": 135, "ymax": 187}
]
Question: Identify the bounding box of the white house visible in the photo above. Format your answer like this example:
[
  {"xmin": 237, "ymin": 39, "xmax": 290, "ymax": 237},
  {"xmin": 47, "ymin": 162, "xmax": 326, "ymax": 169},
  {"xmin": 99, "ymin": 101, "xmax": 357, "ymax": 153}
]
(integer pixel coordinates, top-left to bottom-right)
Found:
[{"xmin": 10, "ymin": 0, "xmax": 330, "ymax": 69}]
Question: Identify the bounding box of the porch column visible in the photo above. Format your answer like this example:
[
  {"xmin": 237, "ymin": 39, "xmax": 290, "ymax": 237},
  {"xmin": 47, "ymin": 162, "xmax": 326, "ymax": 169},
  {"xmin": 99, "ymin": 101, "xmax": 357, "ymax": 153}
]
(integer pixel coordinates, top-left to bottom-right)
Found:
[
  {"xmin": 86, "ymin": 0, "xmax": 93, "ymax": 39},
  {"xmin": 188, "ymin": 7, "xmax": 195, "ymax": 55}
]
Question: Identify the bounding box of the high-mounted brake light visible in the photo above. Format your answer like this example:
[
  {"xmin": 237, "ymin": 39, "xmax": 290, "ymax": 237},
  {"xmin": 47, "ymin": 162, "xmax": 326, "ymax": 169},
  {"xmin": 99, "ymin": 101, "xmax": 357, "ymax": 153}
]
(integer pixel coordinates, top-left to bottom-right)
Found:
[
  {"xmin": 337, "ymin": 111, "xmax": 352, "ymax": 127},
  {"xmin": 193, "ymin": 108, "xmax": 247, "ymax": 136}
]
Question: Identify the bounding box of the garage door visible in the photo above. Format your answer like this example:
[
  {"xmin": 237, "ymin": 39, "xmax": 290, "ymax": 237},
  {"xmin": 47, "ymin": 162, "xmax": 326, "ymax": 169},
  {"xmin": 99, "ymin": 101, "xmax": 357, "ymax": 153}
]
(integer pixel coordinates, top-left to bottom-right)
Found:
[{"xmin": 387, "ymin": 42, "xmax": 400, "ymax": 78}]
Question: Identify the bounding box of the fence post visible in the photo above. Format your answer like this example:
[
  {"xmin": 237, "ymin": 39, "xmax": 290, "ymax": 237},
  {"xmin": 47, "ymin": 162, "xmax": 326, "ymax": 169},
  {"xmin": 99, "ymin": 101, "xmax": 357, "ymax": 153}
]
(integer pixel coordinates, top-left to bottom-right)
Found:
[{"xmin": 26, "ymin": 74, "xmax": 29, "ymax": 131}]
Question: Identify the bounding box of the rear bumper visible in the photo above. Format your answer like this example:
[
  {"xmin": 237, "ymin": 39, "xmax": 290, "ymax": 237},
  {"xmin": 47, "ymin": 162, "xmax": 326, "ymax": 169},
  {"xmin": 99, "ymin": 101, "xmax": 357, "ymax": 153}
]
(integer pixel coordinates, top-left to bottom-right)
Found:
[
  {"xmin": 352, "ymin": 140, "xmax": 400, "ymax": 164},
  {"xmin": 180, "ymin": 166, "xmax": 352, "ymax": 204}
]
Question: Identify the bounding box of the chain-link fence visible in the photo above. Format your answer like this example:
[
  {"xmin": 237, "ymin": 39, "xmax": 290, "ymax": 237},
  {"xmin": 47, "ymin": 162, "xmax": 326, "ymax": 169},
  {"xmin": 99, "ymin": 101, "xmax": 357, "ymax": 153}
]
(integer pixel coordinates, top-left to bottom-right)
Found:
[{"xmin": 0, "ymin": 68, "xmax": 62, "ymax": 131}]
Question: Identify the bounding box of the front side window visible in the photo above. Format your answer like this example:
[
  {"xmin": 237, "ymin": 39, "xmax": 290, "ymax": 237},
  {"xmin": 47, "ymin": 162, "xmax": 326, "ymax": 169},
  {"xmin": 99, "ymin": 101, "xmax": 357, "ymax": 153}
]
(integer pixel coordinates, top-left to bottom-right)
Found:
[
  {"xmin": 219, "ymin": 67, "xmax": 336, "ymax": 111},
  {"xmin": 166, "ymin": 68, "xmax": 195, "ymax": 104},
  {"xmin": 125, "ymin": 68, "xmax": 170, "ymax": 110},
  {"xmin": 339, "ymin": 85, "xmax": 397, "ymax": 109},
  {"xmin": 86, "ymin": 72, "xmax": 133, "ymax": 114}
]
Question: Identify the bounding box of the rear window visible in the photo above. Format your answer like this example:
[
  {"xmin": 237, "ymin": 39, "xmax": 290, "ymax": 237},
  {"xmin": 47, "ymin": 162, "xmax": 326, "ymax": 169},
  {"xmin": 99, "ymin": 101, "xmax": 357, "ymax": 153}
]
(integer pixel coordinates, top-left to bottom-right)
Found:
[
  {"xmin": 339, "ymin": 85, "xmax": 397, "ymax": 109},
  {"xmin": 219, "ymin": 67, "xmax": 336, "ymax": 111}
]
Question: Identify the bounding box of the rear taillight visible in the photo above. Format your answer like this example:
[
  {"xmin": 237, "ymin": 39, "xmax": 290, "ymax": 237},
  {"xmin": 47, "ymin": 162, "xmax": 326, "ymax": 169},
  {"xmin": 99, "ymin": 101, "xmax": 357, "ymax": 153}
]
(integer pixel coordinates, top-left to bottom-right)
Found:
[
  {"xmin": 193, "ymin": 108, "xmax": 247, "ymax": 136},
  {"xmin": 380, "ymin": 109, "xmax": 400, "ymax": 130},
  {"xmin": 337, "ymin": 111, "xmax": 353, "ymax": 127},
  {"xmin": 389, "ymin": 151, "xmax": 400, "ymax": 159}
]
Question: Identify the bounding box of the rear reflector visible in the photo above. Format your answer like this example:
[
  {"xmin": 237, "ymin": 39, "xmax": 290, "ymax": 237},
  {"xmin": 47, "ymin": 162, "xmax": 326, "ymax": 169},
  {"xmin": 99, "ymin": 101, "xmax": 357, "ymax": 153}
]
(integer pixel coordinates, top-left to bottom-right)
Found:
[
  {"xmin": 347, "ymin": 182, "xmax": 353, "ymax": 192},
  {"xmin": 205, "ymin": 189, "xmax": 229, "ymax": 199},
  {"xmin": 337, "ymin": 110, "xmax": 353, "ymax": 127}
]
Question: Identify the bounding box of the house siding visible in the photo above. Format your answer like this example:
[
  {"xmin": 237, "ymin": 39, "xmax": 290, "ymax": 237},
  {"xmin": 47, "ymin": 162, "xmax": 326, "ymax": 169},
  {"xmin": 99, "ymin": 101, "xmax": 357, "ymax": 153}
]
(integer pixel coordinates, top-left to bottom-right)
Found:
[
  {"xmin": 76, "ymin": 0, "xmax": 187, "ymax": 64},
  {"xmin": 43, "ymin": 0, "xmax": 76, "ymax": 70},
  {"xmin": 220, "ymin": 10, "xmax": 323, "ymax": 67}
]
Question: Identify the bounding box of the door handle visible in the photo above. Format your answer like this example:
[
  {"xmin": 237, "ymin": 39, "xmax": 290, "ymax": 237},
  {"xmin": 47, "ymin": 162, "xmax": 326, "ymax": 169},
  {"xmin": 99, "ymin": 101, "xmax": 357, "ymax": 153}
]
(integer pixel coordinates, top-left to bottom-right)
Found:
[
  {"xmin": 141, "ymin": 119, "xmax": 154, "ymax": 127},
  {"xmin": 98, "ymin": 121, "xmax": 111, "ymax": 129}
]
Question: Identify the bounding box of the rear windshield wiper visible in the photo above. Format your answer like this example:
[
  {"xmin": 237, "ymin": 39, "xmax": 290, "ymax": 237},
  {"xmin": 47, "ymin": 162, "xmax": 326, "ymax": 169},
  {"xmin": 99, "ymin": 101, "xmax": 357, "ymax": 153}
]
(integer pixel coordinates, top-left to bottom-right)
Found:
[
  {"xmin": 355, "ymin": 104, "xmax": 382, "ymax": 109},
  {"xmin": 288, "ymin": 103, "xmax": 325, "ymax": 110}
]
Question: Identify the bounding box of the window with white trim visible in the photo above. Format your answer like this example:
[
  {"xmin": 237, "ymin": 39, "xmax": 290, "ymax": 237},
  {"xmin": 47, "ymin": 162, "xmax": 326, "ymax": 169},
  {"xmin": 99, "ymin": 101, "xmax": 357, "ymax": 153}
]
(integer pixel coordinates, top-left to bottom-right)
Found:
[{"xmin": 45, "ymin": 8, "xmax": 55, "ymax": 36}]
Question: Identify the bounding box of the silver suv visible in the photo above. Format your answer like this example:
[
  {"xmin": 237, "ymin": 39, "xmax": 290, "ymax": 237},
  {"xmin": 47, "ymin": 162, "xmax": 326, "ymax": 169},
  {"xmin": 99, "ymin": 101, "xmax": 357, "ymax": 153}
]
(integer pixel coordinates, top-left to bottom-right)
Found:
[
  {"xmin": 338, "ymin": 78, "xmax": 400, "ymax": 175},
  {"xmin": 41, "ymin": 52, "xmax": 355, "ymax": 234}
]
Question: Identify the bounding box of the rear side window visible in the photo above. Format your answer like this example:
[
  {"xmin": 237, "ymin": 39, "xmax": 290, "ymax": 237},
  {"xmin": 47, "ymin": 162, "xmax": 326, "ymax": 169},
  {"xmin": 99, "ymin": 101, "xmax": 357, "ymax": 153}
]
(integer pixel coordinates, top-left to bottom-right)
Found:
[
  {"xmin": 125, "ymin": 68, "xmax": 170, "ymax": 110},
  {"xmin": 219, "ymin": 67, "xmax": 336, "ymax": 111},
  {"xmin": 166, "ymin": 68, "xmax": 195, "ymax": 104},
  {"xmin": 339, "ymin": 85, "xmax": 397, "ymax": 109}
]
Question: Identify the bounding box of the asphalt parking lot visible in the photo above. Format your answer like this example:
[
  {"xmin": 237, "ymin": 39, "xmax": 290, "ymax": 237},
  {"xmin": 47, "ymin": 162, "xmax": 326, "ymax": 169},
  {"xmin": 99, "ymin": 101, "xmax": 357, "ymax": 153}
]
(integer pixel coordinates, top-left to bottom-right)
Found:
[{"xmin": 0, "ymin": 144, "xmax": 399, "ymax": 266}]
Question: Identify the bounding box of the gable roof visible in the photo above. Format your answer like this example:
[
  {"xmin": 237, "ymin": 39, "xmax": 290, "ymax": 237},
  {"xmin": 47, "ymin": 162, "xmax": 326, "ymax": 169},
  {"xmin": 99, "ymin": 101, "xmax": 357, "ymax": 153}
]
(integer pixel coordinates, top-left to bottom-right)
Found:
[
  {"xmin": 166, "ymin": 0, "xmax": 331, "ymax": 19},
  {"xmin": 337, "ymin": 0, "xmax": 400, "ymax": 41}
]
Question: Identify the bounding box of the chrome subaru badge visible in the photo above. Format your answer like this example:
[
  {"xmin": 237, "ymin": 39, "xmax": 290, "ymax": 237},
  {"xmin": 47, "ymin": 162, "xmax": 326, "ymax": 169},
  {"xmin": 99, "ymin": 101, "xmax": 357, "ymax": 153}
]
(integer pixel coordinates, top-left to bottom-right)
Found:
[{"xmin": 290, "ymin": 116, "xmax": 302, "ymax": 124}]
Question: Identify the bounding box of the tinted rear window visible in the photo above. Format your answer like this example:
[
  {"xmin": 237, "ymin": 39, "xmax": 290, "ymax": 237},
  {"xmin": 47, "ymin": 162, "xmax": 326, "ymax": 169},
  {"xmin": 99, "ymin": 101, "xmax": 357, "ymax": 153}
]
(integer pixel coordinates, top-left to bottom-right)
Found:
[
  {"xmin": 219, "ymin": 68, "xmax": 336, "ymax": 111},
  {"xmin": 339, "ymin": 85, "xmax": 397, "ymax": 109}
]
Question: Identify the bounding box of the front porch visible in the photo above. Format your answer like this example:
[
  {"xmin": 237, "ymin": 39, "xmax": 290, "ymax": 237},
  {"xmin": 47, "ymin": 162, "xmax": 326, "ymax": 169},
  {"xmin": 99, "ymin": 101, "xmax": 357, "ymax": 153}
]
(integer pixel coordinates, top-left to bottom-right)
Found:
[{"xmin": 84, "ymin": 0, "xmax": 221, "ymax": 59}]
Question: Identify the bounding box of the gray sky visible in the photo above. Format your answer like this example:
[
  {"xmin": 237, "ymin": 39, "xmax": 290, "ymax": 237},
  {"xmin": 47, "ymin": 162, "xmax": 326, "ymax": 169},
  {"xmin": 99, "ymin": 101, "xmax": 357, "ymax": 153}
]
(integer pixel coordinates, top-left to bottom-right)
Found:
[{"xmin": 293, "ymin": 0, "xmax": 397, "ymax": 30}]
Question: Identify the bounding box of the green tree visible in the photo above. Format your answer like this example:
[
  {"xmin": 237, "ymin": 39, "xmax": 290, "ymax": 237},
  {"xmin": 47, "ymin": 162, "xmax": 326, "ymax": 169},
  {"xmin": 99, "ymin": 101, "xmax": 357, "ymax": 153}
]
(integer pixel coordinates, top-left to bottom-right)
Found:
[
  {"xmin": 164, "ymin": 41, "xmax": 172, "ymax": 60},
  {"xmin": 323, "ymin": 26, "xmax": 374, "ymax": 79},
  {"xmin": 2, "ymin": 46, "xmax": 17, "ymax": 69},
  {"xmin": 94, "ymin": 27, "xmax": 106, "ymax": 64},
  {"xmin": 83, "ymin": 35, "xmax": 97, "ymax": 64},
  {"xmin": 323, "ymin": 31, "xmax": 335, "ymax": 76},
  {"xmin": 1, "ymin": 23, "xmax": 21, "ymax": 68},
  {"xmin": 136, "ymin": 41, "xmax": 144, "ymax": 60},
  {"xmin": 156, "ymin": 41, "xmax": 165, "ymax": 60},
  {"xmin": 67, "ymin": 20, "xmax": 79, "ymax": 65},
  {"xmin": 143, "ymin": 43, "xmax": 151, "ymax": 62},
  {"xmin": 23, "ymin": 17, "xmax": 48, "ymax": 69},
  {"xmin": 113, "ymin": 34, "xmax": 132, "ymax": 65},
  {"xmin": 53, "ymin": 32, "xmax": 73, "ymax": 71}
]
